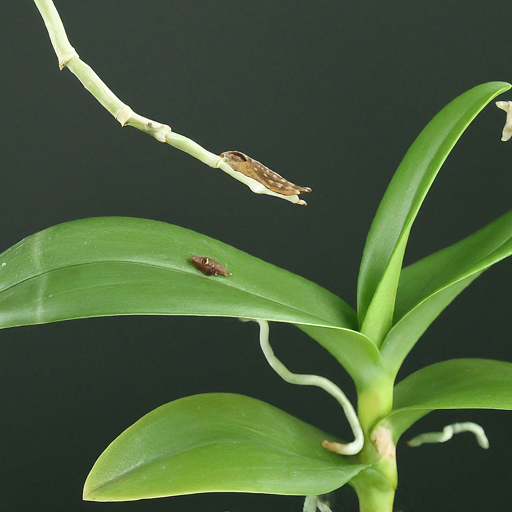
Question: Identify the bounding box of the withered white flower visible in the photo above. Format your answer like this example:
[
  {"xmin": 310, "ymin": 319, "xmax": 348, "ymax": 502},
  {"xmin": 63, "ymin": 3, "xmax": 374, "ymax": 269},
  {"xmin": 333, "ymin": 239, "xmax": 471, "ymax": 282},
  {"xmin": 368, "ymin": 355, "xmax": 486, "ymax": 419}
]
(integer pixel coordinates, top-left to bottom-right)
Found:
[
  {"xmin": 218, "ymin": 151, "xmax": 311, "ymax": 205},
  {"xmin": 496, "ymin": 100, "xmax": 512, "ymax": 141}
]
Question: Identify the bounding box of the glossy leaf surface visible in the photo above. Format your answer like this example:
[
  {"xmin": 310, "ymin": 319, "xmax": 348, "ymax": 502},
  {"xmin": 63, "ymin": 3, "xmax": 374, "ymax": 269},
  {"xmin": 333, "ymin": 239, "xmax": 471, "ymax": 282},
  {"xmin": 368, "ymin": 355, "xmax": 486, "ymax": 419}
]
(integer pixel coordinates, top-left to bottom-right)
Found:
[
  {"xmin": 379, "ymin": 359, "xmax": 512, "ymax": 441},
  {"xmin": 0, "ymin": 217, "xmax": 356, "ymax": 330},
  {"xmin": 84, "ymin": 393, "xmax": 368, "ymax": 501},
  {"xmin": 357, "ymin": 82, "xmax": 511, "ymax": 345},
  {"xmin": 382, "ymin": 208, "xmax": 512, "ymax": 371}
]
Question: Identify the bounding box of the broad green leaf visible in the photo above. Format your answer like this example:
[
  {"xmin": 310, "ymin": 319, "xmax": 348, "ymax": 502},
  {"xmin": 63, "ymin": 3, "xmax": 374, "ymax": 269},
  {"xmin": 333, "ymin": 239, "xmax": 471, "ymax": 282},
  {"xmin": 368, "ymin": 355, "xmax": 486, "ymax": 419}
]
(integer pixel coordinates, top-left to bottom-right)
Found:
[
  {"xmin": 381, "ymin": 208, "xmax": 512, "ymax": 372},
  {"xmin": 381, "ymin": 276, "xmax": 481, "ymax": 373},
  {"xmin": 378, "ymin": 359, "xmax": 512, "ymax": 442},
  {"xmin": 395, "ymin": 208, "xmax": 512, "ymax": 321},
  {"xmin": 84, "ymin": 393, "xmax": 369, "ymax": 501},
  {"xmin": 0, "ymin": 217, "xmax": 356, "ymax": 331},
  {"xmin": 356, "ymin": 82, "xmax": 511, "ymax": 346}
]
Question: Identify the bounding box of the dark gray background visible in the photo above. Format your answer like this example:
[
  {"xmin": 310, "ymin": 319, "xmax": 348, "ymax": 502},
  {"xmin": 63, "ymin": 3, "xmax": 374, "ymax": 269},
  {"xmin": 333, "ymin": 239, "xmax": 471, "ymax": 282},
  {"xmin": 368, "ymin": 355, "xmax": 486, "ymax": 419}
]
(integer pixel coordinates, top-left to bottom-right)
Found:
[{"xmin": 2, "ymin": 1, "xmax": 512, "ymax": 511}]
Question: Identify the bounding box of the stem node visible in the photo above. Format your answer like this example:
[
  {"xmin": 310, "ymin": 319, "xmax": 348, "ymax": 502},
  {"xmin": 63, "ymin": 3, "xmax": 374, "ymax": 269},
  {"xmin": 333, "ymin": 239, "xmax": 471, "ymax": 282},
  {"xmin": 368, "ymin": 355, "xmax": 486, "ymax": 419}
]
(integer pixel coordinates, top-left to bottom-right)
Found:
[
  {"xmin": 58, "ymin": 48, "xmax": 79, "ymax": 70},
  {"xmin": 116, "ymin": 106, "xmax": 134, "ymax": 127}
]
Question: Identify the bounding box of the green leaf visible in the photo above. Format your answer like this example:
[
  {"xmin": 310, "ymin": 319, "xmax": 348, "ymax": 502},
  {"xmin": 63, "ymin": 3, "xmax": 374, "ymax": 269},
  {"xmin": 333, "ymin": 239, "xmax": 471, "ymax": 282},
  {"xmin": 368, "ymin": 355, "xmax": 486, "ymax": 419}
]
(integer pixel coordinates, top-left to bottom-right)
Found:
[
  {"xmin": 0, "ymin": 217, "xmax": 356, "ymax": 331},
  {"xmin": 84, "ymin": 393, "xmax": 369, "ymax": 501},
  {"xmin": 378, "ymin": 359, "xmax": 512, "ymax": 441},
  {"xmin": 356, "ymin": 82, "xmax": 511, "ymax": 345},
  {"xmin": 382, "ymin": 208, "xmax": 512, "ymax": 371}
]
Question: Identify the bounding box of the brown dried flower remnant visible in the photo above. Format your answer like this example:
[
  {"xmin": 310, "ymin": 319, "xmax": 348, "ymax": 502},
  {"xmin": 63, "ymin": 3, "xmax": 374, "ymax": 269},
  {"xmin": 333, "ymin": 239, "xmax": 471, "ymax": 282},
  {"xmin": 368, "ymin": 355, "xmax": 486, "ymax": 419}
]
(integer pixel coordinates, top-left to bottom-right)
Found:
[{"xmin": 220, "ymin": 151, "xmax": 311, "ymax": 205}]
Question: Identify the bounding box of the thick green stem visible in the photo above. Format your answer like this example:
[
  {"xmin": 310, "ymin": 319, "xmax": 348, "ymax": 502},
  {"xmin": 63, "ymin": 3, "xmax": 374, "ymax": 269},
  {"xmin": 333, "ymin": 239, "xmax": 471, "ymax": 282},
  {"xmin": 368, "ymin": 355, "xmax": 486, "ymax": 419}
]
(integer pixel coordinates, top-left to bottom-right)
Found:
[
  {"xmin": 357, "ymin": 373, "xmax": 394, "ymax": 433},
  {"xmin": 352, "ymin": 372, "xmax": 397, "ymax": 512},
  {"xmin": 351, "ymin": 462, "xmax": 397, "ymax": 512}
]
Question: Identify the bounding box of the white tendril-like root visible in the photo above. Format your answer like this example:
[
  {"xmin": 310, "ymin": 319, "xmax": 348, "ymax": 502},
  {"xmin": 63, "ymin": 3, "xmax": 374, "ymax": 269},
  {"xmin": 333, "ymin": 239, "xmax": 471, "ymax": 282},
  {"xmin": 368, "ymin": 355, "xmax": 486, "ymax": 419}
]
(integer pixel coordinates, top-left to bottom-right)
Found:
[
  {"xmin": 407, "ymin": 422, "xmax": 489, "ymax": 449},
  {"xmin": 254, "ymin": 319, "xmax": 364, "ymax": 456}
]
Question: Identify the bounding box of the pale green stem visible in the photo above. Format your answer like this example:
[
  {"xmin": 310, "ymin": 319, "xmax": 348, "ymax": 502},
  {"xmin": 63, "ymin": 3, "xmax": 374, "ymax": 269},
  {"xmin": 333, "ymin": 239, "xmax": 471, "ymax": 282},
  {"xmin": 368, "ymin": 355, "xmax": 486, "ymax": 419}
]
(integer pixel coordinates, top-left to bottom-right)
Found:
[
  {"xmin": 407, "ymin": 421, "xmax": 489, "ymax": 449},
  {"xmin": 33, "ymin": 0, "xmax": 303, "ymax": 204},
  {"xmin": 256, "ymin": 319, "xmax": 364, "ymax": 456}
]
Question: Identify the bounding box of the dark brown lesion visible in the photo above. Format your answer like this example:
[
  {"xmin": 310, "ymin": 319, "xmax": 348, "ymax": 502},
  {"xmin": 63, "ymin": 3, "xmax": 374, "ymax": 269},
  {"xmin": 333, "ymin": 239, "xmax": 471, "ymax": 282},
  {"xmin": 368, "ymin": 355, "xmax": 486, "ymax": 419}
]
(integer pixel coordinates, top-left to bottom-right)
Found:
[{"xmin": 220, "ymin": 150, "xmax": 312, "ymax": 197}]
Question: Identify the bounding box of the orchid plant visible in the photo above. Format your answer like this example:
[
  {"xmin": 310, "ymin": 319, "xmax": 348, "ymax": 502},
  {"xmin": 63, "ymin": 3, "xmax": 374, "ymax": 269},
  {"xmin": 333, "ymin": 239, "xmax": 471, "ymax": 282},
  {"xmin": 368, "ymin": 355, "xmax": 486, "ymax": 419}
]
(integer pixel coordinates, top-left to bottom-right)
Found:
[{"xmin": 5, "ymin": 2, "xmax": 512, "ymax": 512}]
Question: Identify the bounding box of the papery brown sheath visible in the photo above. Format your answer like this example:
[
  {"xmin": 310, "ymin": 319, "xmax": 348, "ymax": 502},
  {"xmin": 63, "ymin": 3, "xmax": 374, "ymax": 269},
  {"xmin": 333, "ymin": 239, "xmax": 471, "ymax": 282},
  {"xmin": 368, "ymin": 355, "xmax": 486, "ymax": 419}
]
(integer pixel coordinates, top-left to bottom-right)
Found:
[
  {"xmin": 220, "ymin": 151, "xmax": 311, "ymax": 198},
  {"xmin": 190, "ymin": 256, "xmax": 231, "ymax": 276}
]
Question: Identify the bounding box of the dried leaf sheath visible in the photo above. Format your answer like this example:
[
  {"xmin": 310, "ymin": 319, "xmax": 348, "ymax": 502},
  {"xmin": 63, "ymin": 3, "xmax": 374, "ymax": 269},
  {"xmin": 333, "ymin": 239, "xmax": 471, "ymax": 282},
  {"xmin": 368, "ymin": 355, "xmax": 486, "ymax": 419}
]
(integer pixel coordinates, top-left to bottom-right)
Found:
[{"xmin": 220, "ymin": 151, "xmax": 311, "ymax": 197}]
